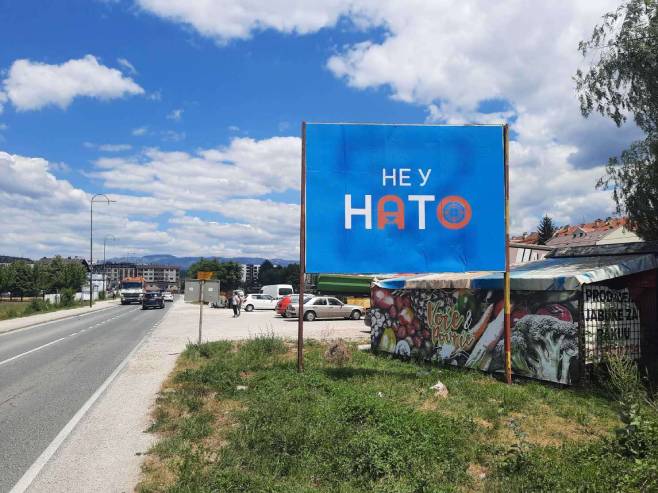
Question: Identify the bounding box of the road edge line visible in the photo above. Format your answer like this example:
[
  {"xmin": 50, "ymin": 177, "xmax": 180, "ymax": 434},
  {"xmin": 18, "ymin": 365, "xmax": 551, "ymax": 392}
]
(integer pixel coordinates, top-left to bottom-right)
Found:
[{"xmin": 9, "ymin": 311, "xmax": 156, "ymax": 493}]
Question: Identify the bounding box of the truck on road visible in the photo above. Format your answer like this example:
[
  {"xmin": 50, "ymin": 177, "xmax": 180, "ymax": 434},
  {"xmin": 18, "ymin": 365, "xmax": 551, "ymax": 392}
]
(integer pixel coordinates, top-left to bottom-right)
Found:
[{"xmin": 120, "ymin": 276, "xmax": 145, "ymax": 305}]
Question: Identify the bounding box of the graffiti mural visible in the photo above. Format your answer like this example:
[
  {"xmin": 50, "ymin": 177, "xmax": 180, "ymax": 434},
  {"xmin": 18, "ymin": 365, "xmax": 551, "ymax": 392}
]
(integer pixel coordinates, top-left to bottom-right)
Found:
[{"xmin": 370, "ymin": 287, "xmax": 580, "ymax": 384}]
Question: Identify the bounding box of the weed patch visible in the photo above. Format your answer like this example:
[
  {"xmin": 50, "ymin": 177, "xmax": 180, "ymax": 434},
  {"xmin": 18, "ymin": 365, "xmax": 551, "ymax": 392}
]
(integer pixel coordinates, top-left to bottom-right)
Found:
[{"xmin": 139, "ymin": 338, "xmax": 630, "ymax": 493}]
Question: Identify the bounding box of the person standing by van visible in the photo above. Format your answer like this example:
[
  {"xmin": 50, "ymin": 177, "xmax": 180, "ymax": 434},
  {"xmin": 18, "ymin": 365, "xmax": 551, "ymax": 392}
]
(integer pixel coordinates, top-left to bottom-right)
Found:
[{"xmin": 231, "ymin": 292, "xmax": 240, "ymax": 317}]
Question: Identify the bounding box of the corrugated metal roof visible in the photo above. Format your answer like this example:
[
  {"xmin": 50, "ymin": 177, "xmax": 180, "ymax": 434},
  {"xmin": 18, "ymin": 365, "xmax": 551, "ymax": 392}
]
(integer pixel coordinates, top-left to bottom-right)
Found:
[{"xmin": 375, "ymin": 254, "xmax": 658, "ymax": 291}]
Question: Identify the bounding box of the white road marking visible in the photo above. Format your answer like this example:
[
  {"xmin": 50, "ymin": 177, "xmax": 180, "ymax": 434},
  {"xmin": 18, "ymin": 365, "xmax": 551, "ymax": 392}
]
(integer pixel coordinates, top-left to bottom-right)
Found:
[
  {"xmin": 0, "ymin": 337, "xmax": 68, "ymax": 367},
  {"xmin": 9, "ymin": 318, "xmax": 156, "ymax": 493},
  {"xmin": 0, "ymin": 304, "xmax": 122, "ymax": 338},
  {"xmin": 0, "ymin": 306, "xmax": 141, "ymax": 368}
]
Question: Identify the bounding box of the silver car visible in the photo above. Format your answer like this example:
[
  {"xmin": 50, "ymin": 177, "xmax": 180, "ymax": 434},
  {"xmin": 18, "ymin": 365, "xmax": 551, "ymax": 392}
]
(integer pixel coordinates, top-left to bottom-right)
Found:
[{"xmin": 285, "ymin": 296, "xmax": 363, "ymax": 321}]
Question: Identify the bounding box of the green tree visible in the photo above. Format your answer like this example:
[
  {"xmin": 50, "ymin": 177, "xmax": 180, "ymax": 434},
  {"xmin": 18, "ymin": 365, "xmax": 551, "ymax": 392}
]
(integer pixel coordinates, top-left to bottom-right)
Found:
[
  {"xmin": 0, "ymin": 264, "xmax": 14, "ymax": 297},
  {"xmin": 536, "ymin": 215, "xmax": 556, "ymax": 245},
  {"xmin": 10, "ymin": 261, "xmax": 33, "ymax": 300},
  {"xmin": 186, "ymin": 258, "xmax": 243, "ymax": 291},
  {"xmin": 576, "ymin": 0, "xmax": 658, "ymax": 239},
  {"xmin": 187, "ymin": 258, "xmax": 222, "ymax": 280},
  {"xmin": 30, "ymin": 262, "xmax": 49, "ymax": 296},
  {"xmin": 259, "ymin": 260, "xmax": 287, "ymax": 286},
  {"xmin": 284, "ymin": 263, "xmax": 300, "ymax": 290},
  {"xmin": 216, "ymin": 262, "xmax": 243, "ymax": 291},
  {"xmin": 61, "ymin": 261, "xmax": 87, "ymax": 291}
]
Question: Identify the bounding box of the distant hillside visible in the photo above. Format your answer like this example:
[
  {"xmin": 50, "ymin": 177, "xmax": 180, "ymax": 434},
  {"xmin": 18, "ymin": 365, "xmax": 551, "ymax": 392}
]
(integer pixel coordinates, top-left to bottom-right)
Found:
[
  {"xmin": 107, "ymin": 254, "xmax": 296, "ymax": 269},
  {"xmin": 0, "ymin": 255, "xmax": 33, "ymax": 264}
]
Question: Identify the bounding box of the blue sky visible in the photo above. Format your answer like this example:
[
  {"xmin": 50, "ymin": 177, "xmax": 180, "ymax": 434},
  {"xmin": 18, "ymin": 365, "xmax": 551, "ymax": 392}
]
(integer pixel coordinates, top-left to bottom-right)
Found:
[{"xmin": 0, "ymin": 0, "xmax": 641, "ymax": 260}]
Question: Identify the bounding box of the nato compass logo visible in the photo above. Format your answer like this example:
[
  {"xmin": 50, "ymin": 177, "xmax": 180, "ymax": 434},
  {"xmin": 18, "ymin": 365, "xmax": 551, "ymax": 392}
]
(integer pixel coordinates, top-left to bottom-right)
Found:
[{"xmin": 437, "ymin": 196, "xmax": 472, "ymax": 230}]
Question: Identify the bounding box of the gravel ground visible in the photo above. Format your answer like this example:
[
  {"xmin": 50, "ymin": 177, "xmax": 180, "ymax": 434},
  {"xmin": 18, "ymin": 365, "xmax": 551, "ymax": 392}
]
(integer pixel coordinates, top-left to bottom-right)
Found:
[{"xmin": 27, "ymin": 299, "xmax": 368, "ymax": 493}]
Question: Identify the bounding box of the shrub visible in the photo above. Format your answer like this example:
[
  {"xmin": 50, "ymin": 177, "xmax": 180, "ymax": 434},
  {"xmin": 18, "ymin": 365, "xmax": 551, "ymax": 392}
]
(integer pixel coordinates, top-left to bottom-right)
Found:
[
  {"xmin": 59, "ymin": 288, "xmax": 76, "ymax": 307},
  {"xmin": 29, "ymin": 298, "xmax": 50, "ymax": 313},
  {"xmin": 98, "ymin": 290, "xmax": 106, "ymax": 301}
]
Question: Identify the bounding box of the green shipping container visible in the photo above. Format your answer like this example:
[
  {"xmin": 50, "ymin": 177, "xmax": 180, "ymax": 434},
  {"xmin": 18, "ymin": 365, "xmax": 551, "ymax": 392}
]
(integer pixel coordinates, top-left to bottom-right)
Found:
[{"xmin": 316, "ymin": 274, "xmax": 373, "ymax": 295}]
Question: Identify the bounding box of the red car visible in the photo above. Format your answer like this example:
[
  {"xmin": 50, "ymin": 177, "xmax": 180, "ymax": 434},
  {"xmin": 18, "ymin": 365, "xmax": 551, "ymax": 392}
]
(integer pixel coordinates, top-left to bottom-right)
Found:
[{"xmin": 276, "ymin": 294, "xmax": 311, "ymax": 317}]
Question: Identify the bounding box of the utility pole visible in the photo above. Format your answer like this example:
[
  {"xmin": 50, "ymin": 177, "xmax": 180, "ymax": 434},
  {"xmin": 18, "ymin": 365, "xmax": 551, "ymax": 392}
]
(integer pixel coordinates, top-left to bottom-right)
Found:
[{"xmin": 90, "ymin": 194, "xmax": 116, "ymax": 308}]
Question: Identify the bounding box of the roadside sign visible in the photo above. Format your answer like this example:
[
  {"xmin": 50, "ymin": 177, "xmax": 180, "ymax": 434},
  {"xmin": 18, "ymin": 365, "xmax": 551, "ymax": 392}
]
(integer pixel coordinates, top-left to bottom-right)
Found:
[
  {"xmin": 304, "ymin": 123, "xmax": 505, "ymax": 274},
  {"xmin": 197, "ymin": 271, "xmax": 214, "ymax": 280}
]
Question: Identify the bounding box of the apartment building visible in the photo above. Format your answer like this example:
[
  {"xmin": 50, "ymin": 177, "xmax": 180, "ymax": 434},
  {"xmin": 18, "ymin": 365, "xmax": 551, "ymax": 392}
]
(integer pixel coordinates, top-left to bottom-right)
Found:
[
  {"xmin": 99, "ymin": 262, "xmax": 180, "ymax": 291},
  {"xmin": 241, "ymin": 263, "xmax": 260, "ymax": 286}
]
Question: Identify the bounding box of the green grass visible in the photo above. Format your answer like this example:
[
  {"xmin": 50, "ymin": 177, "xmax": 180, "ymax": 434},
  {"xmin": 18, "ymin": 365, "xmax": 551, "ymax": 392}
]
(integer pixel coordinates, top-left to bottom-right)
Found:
[
  {"xmin": 138, "ymin": 335, "xmax": 638, "ymax": 493},
  {"xmin": 0, "ymin": 298, "xmax": 88, "ymax": 321}
]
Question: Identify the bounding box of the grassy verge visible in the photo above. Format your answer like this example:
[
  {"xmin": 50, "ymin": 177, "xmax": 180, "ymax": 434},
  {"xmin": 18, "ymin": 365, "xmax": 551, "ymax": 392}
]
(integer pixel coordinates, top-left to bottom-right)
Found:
[
  {"xmin": 139, "ymin": 336, "xmax": 637, "ymax": 492},
  {"xmin": 0, "ymin": 299, "xmax": 90, "ymax": 321}
]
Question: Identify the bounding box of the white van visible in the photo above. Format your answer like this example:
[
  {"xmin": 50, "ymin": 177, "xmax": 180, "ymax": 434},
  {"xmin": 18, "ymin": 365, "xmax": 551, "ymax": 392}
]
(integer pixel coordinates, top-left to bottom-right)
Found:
[{"xmin": 260, "ymin": 284, "xmax": 294, "ymax": 299}]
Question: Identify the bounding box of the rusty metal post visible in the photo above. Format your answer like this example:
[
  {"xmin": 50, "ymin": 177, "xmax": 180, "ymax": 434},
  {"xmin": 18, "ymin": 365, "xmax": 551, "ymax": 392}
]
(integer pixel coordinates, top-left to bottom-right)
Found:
[
  {"xmin": 297, "ymin": 122, "xmax": 307, "ymax": 372},
  {"xmin": 503, "ymin": 124, "xmax": 512, "ymax": 384},
  {"xmin": 198, "ymin": 279, "xmax": 204, "ymax": 345}
]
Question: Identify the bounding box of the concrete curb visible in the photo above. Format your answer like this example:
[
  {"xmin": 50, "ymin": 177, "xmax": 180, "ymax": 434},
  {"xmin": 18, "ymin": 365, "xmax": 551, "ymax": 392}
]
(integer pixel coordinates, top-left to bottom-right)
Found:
[{"xmin": 0, "ymin": 302, "xmax": 121, "ymax": 336}]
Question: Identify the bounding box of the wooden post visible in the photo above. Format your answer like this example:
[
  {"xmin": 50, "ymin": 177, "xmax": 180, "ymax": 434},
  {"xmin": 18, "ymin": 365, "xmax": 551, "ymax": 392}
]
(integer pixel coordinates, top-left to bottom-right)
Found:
[
  {"xmin": 503, "ymin": 124, "xmax": 512, "ymax": 384},
  {"xmin": 297, "ymin": 121, "xmax": 307, "ymax": 372}
]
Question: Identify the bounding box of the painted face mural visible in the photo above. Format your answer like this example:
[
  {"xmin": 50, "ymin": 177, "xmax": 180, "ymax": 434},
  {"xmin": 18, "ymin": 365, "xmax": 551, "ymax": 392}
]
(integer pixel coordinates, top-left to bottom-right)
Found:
[{"xmin": 370, "ymin": 287, "xmax": 580, "ymax": 385}]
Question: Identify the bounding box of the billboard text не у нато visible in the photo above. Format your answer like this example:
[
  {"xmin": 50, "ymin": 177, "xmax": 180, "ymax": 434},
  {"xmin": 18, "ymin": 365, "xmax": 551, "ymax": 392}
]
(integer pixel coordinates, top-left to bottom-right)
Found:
[{"xmin": 305, "ymin": 124, "xmax": 505, "ymax": 274}]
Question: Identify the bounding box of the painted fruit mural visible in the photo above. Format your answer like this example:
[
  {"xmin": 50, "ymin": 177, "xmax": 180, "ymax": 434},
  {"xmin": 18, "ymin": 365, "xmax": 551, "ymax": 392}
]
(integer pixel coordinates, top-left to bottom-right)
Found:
[{"xmin": 370, "ymin": 287, "xmax": 579, "ymax": 384}]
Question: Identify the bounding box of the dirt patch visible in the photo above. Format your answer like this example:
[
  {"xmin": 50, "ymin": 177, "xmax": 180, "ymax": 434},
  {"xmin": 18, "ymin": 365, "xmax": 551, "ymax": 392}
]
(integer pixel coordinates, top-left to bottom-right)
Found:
[
  {"xmin": 201, "ymin": 398, "xmax": 244, "ymax": 450},
  {"xmin": 465, "ymin": 462, "xmax": 489, "ymax": 492},
  {"xmin": 139, "ymin": 454, "xmax": 178, "ymax": 492},
  {"xmin": 503, "ymin": 406, "xmax": 613, "ymax": 447}
]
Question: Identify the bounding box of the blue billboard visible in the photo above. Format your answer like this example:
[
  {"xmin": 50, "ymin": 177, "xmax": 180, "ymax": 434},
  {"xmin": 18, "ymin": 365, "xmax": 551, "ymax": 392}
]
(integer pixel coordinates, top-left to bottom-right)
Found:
[{"xmin": 305, "ymin": 123, "xmax": 505, "ymax": 274}]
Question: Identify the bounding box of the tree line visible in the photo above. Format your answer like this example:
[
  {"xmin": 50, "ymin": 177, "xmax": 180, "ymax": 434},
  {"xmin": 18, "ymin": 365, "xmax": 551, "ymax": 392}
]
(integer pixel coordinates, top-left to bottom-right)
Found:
[
  {"xmin": 185, "ymin": 258, "xmax": 300, "ymax": 292},
  {"xmin": 257, "ymin": 260, "xmax": 300, "ymax": 289},
  {"xmin": 0, "ymin": 257, "xmax": 88, "ymax": 300}
]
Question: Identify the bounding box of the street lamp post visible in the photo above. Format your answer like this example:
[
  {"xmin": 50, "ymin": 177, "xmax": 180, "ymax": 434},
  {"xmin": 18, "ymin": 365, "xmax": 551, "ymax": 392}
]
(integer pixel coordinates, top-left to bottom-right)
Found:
[
  {"xmin": 103, "ymin": 234, "xmax": 117, "ymax": 294},
  {"xmin": 90, "ymin": 194, "xmax": 116, "ymax": 307}
]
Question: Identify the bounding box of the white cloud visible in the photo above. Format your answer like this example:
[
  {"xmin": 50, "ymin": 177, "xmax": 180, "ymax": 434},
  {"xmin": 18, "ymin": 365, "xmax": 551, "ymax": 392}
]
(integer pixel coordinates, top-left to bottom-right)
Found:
[
  {"xmin": 167, "ymin": 108, "xmax": 183, "ymax": 121},
  {"xmin": 321, "ymin": 0, "xmax": 637, "ymax": 232},
  {"xmin": 137, "ymin": 0, "xmax": 637, "ymax": 232},
  {"xmin": 117, "ymin": 57, "xmax": 137, "ymax": 74},
  {"xmin": 99, "ymin": 143, "xmax": 133, "ymax": 152},
  {"xmin": 1, "ymin": 55, "xmax": 144, "ymax": 111},
  {"xmin": 84, "ymin": 142, "xmax": 133, "ymax": 152},
  {"xmin": 132, "ymin": 126, "xmax": 149, "ymax": 136},
  {"xmin": 92, "ymin": 136, "xmax": 300, "ymax": 203},
  {"xmin": 135, "ymin": 0, "xmax": 351, "ymax": 43},
  {"xmin": 0, "ymin": 149, "xmax": 301, "ymax": 259},
  {"xmin": 161, "ymin": 130, "xmax": 186, "ymax": 142}
]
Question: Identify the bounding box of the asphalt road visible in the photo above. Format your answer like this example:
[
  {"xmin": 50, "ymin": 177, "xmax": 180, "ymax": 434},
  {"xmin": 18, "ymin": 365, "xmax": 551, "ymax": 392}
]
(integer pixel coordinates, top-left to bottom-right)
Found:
[{"xmin": 0, "ymin": 302, "xmax": 171, "ymax": 492}]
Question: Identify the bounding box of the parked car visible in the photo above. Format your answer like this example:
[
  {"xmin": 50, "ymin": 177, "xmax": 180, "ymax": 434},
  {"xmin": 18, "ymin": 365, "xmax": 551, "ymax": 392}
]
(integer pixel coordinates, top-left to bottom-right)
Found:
[
  {"xmin": 242, "ymin": 294, "xmax": 278, "ymax": 312},
  {"xmin": 210, "ymin": 295, "xmax": 227, "ymax": 308},
  {"xmin": 276, "ymin": 294, "xmax": 313, "ymax": 317},
  {"xmin": 142, "ymin": 291, "xmax": 164, "ymax": 310},
  {"xmin": 285, "ymin": 296, "xmax": 363, "ymax": 321},
  {"xmin": 260, "ymin": 284, "xmax": 294, "ymax": 299},
  {"xmin": 163, "ymin": 291, "xmax": 174, "ymax": 302}
]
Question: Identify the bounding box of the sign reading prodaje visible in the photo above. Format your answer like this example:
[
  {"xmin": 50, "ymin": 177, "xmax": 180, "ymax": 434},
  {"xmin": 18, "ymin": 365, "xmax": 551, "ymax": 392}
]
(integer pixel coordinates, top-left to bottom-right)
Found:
[{"xmin": 305, "ymin": 123, "xmax": 505, "ymax": 274}]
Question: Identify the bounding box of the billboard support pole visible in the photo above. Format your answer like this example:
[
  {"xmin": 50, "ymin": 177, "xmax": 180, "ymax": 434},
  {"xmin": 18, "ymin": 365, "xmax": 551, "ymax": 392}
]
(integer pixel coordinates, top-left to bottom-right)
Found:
[
  {"xmin": 503, "ymin": 124, "xmax": 512, "ymax": 385},
  {"xmin": 297, "ymin": 122, "xmax": 307, "ymax": 372},
  {"xmin": 198, "ymin": 279, "xmax": 204, "ymax": 345}
]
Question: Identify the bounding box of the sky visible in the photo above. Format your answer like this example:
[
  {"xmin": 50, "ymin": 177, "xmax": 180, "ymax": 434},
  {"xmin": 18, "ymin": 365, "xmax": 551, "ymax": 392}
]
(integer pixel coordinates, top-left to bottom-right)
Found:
[{"xmin": 0, "ymin": 0, "xmax": 641, "ymax": 261}]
